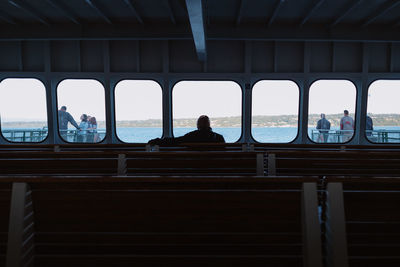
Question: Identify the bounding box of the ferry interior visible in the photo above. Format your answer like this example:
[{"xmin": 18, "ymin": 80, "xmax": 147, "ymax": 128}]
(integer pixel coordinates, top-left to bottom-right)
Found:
[{"xmin": 1, "ymin": 0, "xmax": 400, "ymax": 266}]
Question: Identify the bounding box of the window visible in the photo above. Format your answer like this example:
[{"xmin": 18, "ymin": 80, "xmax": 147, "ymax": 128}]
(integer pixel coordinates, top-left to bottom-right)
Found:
[
  {"xmin": 0, "ymin": 78, "xmax": 48, "ymax": 142},
  {"xmin": 115, "ymin": 80, "xmax": 162, "ymax": 143},
  {"xmin": 308, "ymin": 80, "xmax": 356, "ymax": 143},
  {"xmin": 367, "ymin": 80, "xmax": 400, "ymax": 143},
  {"xmin": 252, "ymin": 80, "xmax": 299, "ymax": 143},
  {"xmin": 57, "ymin": 79, "xmax": 106, "ymax": 143},
  {"xmin": 173, "ymin": 81, "xmax": 242, "ymax": 142}
]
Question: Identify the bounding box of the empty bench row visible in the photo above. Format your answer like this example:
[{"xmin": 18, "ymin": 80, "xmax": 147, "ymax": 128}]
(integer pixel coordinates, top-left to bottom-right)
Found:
[
  {"xmin": 1, "ymin": 176, "xmax": 399, "ymax": 267},
  {"xmin": 266, "ymin": 150, "xmax": 400, "ymax": 176},
  {"xmin": 0, "ymin": 152, "xmax": 264, "ymax": 176},
  {"xmin": 0, "ymin": 176, "xmax": 320, "ymax": 267}
]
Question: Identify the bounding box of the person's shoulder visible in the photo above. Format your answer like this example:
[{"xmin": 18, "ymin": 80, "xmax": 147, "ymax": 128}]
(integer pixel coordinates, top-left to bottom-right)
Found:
[{"xmin": 214, "ymin": 132, "xmax": 225, "ymax": 142}]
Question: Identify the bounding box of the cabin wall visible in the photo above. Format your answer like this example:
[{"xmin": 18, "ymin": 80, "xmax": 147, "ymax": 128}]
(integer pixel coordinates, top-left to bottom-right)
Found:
[{"xmin": 0, "ymin": 40, "xmax": 399, "ymax": 145}]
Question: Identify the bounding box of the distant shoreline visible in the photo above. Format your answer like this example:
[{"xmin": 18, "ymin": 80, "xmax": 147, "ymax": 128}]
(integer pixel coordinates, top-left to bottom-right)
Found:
[{"xmin": 2, "ymin": 113, "xmax": 400, "ymax": 128}]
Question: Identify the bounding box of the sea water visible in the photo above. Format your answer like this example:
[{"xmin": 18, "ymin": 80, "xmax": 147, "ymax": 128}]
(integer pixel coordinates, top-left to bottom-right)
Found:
[{"xmin": 3, "ymin": 126, "xmax": 400, "ymax": 143}]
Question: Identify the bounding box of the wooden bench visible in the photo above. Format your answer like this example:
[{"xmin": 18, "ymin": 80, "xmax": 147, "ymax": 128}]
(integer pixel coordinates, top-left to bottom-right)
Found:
[
  {"xmin": 266, "ymin": 150, "xmax": 400, "ymax": 176},
  {"xmin": 324, "ymin": 177, "xmax": 400, "ymax": 267},
  {"xmin": 124, "ymin": 152, "xmax": 263, "ymax": 176},
  {"xmin": 0, "ymin": 183, "xmax": 11, "ymax": 267},
  {"xmin": 2, "ymin": 176, "xmax": 321, "ymax": 267},
  {"xmin": 0, "ymin": 151, "xmax": 264, "ymax": 177}
]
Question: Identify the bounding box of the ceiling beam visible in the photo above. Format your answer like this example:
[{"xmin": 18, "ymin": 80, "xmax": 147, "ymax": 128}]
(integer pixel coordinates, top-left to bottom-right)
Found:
[
  {"xmin": 300, "ymin": 0, "xmax": 326, "ymax": 27},
  {"xmin": 235, "ymin": 0, "xmax": 245, "ymax": 26},
  {"xmin": 362, "ymin": 0, "xmax": 400, "ymax": 27},
  {"xmin": 185, "ymin": 0, "xmax": 207, "ymax": 61},
  {"xmin": 9, "ymin": 0, "xmax": 50, "ymax": 26},
  {"xmin": 85, "ymin": 0, "xmax": 112, "ymax": 24},
  {"xmin": 122, "ymin": 0, "xmax": 144, "ymax": 24},
  {"xmin": 1, "ymin": 24, "xmax": 400, "ymax": 43},
  {"xmin": 0, "ymin": 10, "xmax": 17, "ymax": 25},
  {"xmin": 45, "ymin": 0, "xmax": 80, "ymax": 25},
  {"xmin": 268, "ymin": 0, "xmax": 285, "ymax": 27},
  {"xmin": 330, "ymin": 0, "xmax": 364, "ymax": 27},
  {"xmin": 163, "ymin": 0, "xmax": 176, "ymax": 24}
]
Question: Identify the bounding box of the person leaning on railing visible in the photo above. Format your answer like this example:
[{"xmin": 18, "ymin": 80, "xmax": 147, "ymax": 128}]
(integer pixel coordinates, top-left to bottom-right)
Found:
[
  {"xmin": 316, "ymin": 113, "xmax": 331, "ymax": 143},
  {"xmin": 58, "ymin": 106, "xmax": 80, "ymax": 140}
]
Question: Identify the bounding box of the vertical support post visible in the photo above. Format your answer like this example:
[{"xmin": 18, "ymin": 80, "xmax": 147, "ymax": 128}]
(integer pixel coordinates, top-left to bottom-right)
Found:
[
  {"xmin": 242, "ymin": 41, "xmax": 252, "ymax": 143},
  {"xmin": 357, "ymin": 42, "xmax": 369, "ymax": 145},
  {"xmin": 267, "ymin": 153, "xmax": 276, "ymax": 176},
  {"xmin": 44, "ymin": 41, "xmax": 57, "ymax": 144},
  {"xmin": 162, "ymin": 41, "xmax": 172, "ymax": 138},
  {"xmin": 325, "ymin": 183, "xmax": 348, "ymax": 267},
  {"xmin": 256, "ymin": 153, "xmax": 264, "ymax": 176},
  {"xmin": 6, "ymin": 183, "xmax": 35, "ymax": 267},
  {"xmin": 302, "ymin": 182, "xmax": 323, "ymax": 267},
  {"xmin": 299, "ymin": 42, "xmax": 311, "ymax": 144},
  {"xmin": 103, "ymin": 40, "xmax": 116, "ymax": 143}
]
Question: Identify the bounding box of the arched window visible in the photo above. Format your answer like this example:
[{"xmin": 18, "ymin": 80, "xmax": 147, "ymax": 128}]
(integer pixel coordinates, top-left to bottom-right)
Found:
[
  {"xmin": 57, "ymin": 79, "xmax": 106, "ymax": 143},
  {"xmin": 115, "ymin": 80, "xmax": 163, "ymax": 143},
  {"xmin": 367, "ymin": 80, "xmax": 400, "ymax": 143},
  {"xmin": 308, "ymin": 80, "xmax": 356, "ymax": 143},
  {"xmin": 173, "ymin": 81, "xmax": 242, "ymax": 142},
  {"xmin": 0, "ymin": 78, "xmax": 48, "ymax": 142},
  {"xmin": 252, "ymin": 80, "xmax": 299, "ymax": 143}
]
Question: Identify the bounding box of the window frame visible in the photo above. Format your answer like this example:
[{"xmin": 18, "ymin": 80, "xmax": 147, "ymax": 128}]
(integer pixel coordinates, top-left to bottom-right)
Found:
[
  {"xmin": 171, "ymin": 79, "xmax": 243, "ymax": 143},
  {"xmin": 55, "ymin": 78, "xmax": 107, "ymax": 144},
  {"xmin": 365, "ymin": 79, "xmax": 400, "ymax": 144},
  {"xmin": 113, "ymin": 78, "xmax": 164, "ymax": 144},
  {"xmin": 0, "ymin": 77, "xmax": 49, "ymax": 144},
  {"xmin": 306, "ymin": 78, "xmax": 358, "ymax": 144},
  {"xmin": 250, "ymin": 79, "xmax": 301, "ymax": 144}
]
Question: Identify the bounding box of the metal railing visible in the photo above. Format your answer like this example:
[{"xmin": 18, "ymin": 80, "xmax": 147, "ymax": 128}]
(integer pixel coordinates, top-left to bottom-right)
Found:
[
  {"xmin": 59, "ymin": 129, "xmax": 106, "ymax": 143},
  {"xmin": 1, "ymin": 128, "xmax": 106, "ymax": 143},
  {"xmin": 2, "ymin": 128, "xmax": 48, "ymax": 142},
  {"xmin": 311, "ymin": 129, "xmax": 400, "ymax": 143}
]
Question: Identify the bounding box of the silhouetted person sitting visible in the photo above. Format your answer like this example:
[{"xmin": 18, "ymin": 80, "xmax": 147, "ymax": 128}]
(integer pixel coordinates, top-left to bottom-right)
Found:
[{"xmin": 148, "ymin": 115, "xmax": 225, "ymax": 145}]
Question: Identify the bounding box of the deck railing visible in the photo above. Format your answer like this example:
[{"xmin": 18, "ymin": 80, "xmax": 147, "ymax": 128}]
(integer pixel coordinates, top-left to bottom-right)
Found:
[
  {"xmin": 310, "ymin": 129, "xmax": 400, "ymax": 143},
  {"xmin": 2, "ymin": 128, "xmax": 106, "ymax": 143}
]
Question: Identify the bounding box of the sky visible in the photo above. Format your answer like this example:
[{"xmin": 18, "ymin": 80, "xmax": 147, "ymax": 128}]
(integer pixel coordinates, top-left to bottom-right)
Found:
[
  {"xmin": 0, "ymin": 78, "xmax": 48, "ymax": 122},
  {"xmin": 173, "ymin": 81, "xmax": 241, "ymax": 119},
  {"xmin": 252, "ymin": 80, "xmax": 299, "ymax": 116},
  {"xmin": 115, "ymin": 80, "xmax": 162, "ymax": 121},
  {"xmin": 308, "ymin": 80, "xmax": 356, "ymax": 116},
  {"xmin": 1, "ymin": 78, "xmax": 399, "ymax": 124},
  {"xmin": 57, "ymin": 79, "xmax": 106, "ymax": 122}
]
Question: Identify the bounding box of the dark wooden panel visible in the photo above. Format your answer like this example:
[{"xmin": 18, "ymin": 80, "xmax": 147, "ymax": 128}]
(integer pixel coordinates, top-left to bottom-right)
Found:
[
  {"xmin": 32, "ymin": 191, "xmax": 301, "ymax": 232},
  {"xmin": 110, "ymin": 40, "xmax": 138, "ymax": 72},
  {"xmin": 81, "ymin": 40, "xmax": 104, "ymax": 72},
  {"xmin": 22, "ymin": 41, "xmax": 45, "ymax": 72},
  {"xmin": 251, "ymin": 41, "xmax": 274, "ymax": 73},
  {"xmin": 34, "ymin": 255, "xmax": 303, "ymax": 267},
  {"xmin": 51, "ymin": 41, "xmax": 79, "ymax": 72},
  {"xmin": 170, "ymin": 40, "xmax": 203, "ymax": 73},
  {"xmin": 208, "ymin": 41, "xmax": 244, "ymax": 73}
]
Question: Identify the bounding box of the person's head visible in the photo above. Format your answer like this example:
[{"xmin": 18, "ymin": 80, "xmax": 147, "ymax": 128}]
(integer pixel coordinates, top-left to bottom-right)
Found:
[
  {"xmin": 60, "ymin": 106, "xmax": 67, "ymax": 111},
  {"xmin": 80, "ymin": 114, "xmax": 88, "ymax": 122},
  {"xmin": 344, "ymin": 110, "xmax": 349, "ymax": 116},
  {"xmin": 89, "ymin": 116, "xmax": 97, "ymax": 125},
  {"xmin": 197, "ymin": 115, "xmax": 210, "ymax": 130},
  {"xmin": 321, "ymin": 113, "xmax": 325, "ymax": 119}
]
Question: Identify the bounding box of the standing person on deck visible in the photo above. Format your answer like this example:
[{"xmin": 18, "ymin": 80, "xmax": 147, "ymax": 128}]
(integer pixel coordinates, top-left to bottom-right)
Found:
[
  {"xmin": 148, "ymin": 115, "xmax": 225, "ymax": 145},
  {"xmin": 316, "ymin": 113, "xmax": 331, "ymax": 143},
  {"xmin": 58, "ymin": 106, "xmax": 80, "ymax": 140},
  {"xmin": 340, "ymin": 110, "xmax": 354, "ymax": 142}
]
